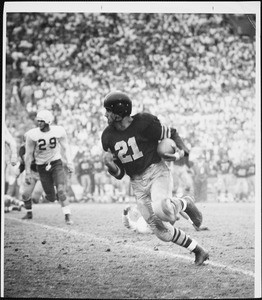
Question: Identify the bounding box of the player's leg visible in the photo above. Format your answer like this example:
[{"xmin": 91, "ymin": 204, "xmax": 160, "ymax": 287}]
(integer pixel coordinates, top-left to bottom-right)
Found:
[
  {"xmin": 4, "ymin": 194, "xmax": 24, "ymax": 212},
  {"xmin": 80, "ymin": 175, "xmax": 88, "ymax": 201},
  {"xmin": 20, "ymin": 178, "xmax": 36, "ymax": 219},
  {"xmin": 131, "ymin": 163, "xmax": 209, "ymax": 265},
  {"xmin": 149, "ymin": 161, "xmax": 185, "ymax": 224},
  {"xmin": 52, "ymin": 160, "xmax": 73, "ymax": 225},
  {"xmin": 37, "ymin": 165, "xmax": 57, "ymax": 202},
  {"xmin": 135, "ymin": 192, "xmax": 209, "ymax": 266},
  {"xmin": 31, "ymin": 179, "xmax": 44, "ymax": 204},
  {"xmin": 122, "ymin": 205, "xmax": 151, "ymax": 233}
]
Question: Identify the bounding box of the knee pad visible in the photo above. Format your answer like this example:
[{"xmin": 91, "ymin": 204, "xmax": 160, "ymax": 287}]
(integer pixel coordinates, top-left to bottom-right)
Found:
[
  {"xmin": 155, "ymin": 198, "xmax": 179, "ymax": 223},
  {"xmin": 24, "ymin": 198, "xmax": 32, "ymax": 209},
  {"xmin": 31, "ymin": 197, "xmax": 39, "ymax": 204},
  {"xmin": 22, "ymin": 193, "xmax": 31, "ymax": 202},
  {"xmin": 57, "ymin": 188, "xmax": 66, "ymax": 202}
]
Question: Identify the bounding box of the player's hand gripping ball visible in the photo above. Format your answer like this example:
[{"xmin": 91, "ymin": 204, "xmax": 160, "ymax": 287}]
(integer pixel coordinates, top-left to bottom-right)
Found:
[{"xmin": 157, "ymin": 138, "xmax": 183, "ymax": 161}]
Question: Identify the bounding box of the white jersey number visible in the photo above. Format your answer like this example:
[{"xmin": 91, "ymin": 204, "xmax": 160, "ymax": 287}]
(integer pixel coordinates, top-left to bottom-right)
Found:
[
  {"xmin": 115, "ymin": 137, "xmax": 143, "ymax": 163},
  {"xmin": 38, "ymin": 137, "xmax": 57, "ymax": 150}
]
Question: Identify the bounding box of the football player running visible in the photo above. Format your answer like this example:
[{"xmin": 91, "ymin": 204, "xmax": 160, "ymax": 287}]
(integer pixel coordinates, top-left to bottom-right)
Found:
[
  {"xmin": 101, "ymin": 91, "xmax": 209, "ymax": 266},
  {"xmin": 24, "ymin": 110, "xmax": 74, "ymax": 225},
  {"xmin": 17, "ymin": 134, "xmax": 44, "ymax": 220}
]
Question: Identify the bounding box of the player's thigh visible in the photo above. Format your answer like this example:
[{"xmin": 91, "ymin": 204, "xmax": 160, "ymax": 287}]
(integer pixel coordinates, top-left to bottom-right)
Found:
[
  {"xmin": 151, "ymin": 167, "xmax": 173, "ymax": 205},
  {"xmin": 131, "ymin": 179, "xmax": 153, "ymax": 222},
  {"xmin": 150, "ymin": 166, "xmax": 175, "ymax": 220},
  {"xmin": 38, "ymin": 167, "xmax": 56, "ymax": 200},
  {"xmin": 52, "ymin": 161, "xmax": 66, "ymax": 187}
]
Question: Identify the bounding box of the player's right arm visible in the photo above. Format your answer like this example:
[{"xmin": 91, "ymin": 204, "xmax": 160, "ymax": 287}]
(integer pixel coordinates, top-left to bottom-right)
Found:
[
  {"xmin": 24, "ymin": 136, "xmax": 36, "ymax": 184},
  {"xmin": 101, "ymin": 129, "xmax": 125, "ymax": 180},
  {"xmin": 103, "ymin": 148, "xmax": 125, "ymax": 179}
]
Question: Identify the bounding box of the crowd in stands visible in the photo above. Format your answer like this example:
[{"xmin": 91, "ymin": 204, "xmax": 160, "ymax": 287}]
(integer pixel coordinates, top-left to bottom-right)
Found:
[{"xmin": 4, "ymin": 13, "xmax": 256, "ymax": 203}]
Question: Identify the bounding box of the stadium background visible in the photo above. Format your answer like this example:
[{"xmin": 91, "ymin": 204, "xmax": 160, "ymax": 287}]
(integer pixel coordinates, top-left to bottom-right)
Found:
[
  {"xmin": 4, "ymin": 12, "xmax": 256, "ymax": 204},
  {"xmin": 3, "ymin": 9, "xmax": 260, "ymax": 299}
]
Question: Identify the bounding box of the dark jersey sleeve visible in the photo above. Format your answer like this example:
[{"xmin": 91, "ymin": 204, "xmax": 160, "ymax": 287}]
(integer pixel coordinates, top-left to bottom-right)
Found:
[
  {"xmin": 170, "ymin": 128, "xmax": 189, "ymax": 157},
  {"xmin": 141, "ymin": 113, "xmax": 189, "ymax": 156},
  {"xmin": 140, "ymin": 113, "xmax": 163, "ymax": 141}
]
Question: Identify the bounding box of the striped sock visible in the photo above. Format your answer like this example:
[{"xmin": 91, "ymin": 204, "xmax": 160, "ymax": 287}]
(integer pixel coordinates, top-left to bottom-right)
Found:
[
  {"xmin": 172, "ymin": 228, "xmax": 197, "ymax": 251},
  {"xmin": 24, "ymin": 198, "xmax": 32, "ymax": 211}
]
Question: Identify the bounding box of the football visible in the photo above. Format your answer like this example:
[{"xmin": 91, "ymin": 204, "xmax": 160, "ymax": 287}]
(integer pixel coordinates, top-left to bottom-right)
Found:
[{"xmin": 157, "ymin": 138, "xmax": 177, "ymax": 159}]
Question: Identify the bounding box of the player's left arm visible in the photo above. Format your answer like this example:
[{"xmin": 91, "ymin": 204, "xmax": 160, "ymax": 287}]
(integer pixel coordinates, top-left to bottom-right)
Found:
[
  {"xmin": 101, "ymin": 131, "xmax": 125, "ymax": 180},
  {"xmin": 103, "ymin": 148, "xmax": 125, "ymax": 180},
  {"xmin": 142, "ymin": 115, "xmax": 189, "ymax": 161},
  {"xmin": 163, "ymin": 128, "xmax": 190, "ymax": 162},
  {"xmin": 59, "ymin": 132, "xmax": 74, "ymax": 173}
]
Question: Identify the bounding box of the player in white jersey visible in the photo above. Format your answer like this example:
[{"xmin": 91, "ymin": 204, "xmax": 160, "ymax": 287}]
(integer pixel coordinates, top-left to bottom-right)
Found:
[{"xmin": 24, "ymin": 110, "xmax": 74, "ymax": 225}]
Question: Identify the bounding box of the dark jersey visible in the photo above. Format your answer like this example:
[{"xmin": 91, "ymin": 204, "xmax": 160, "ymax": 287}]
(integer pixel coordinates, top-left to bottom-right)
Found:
[
  {"xmin": 78, "ymin": 159, "xmax": 94, "ymax": 176},
  {"xmin": 246, "ymin": 163, "xmax": 255, "ymax": 177},
  {"xmin": 233, "ymin": 164, "xmax": 248, "ymax": 178},
  {"xmin": 217, "ymin": 159, "xmax": 233, "ymax": 174},
  {"xmin": 101, "ymin": 112, "xmax": 189, "ymax": 178},
  {"xmin": 19, "ymin": 144, "xmax": 37, "ymax": 173},
  {"xmin": 93, "ymin": 159, "xmax": 104, "ymax": 173}
]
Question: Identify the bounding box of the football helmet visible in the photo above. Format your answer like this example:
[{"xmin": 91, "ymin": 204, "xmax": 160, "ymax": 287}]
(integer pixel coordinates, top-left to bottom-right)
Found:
[
  {"xmin": 103, "ymin": 91, "xmax": 132, "ymax": 117},
  {"xmin": 36, "ymin": 110, "xmax": 53, "ymax": 125}
]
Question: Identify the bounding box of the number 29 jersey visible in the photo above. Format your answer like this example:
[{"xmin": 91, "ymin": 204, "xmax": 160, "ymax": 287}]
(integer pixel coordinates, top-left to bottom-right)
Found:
[
  {"xmin": 101, "ymin": 113, "xmax": 164, "ymax": 178},
  {"xmin": 26, "ymin": 125, "xmax": 66, "ymax": 165}
]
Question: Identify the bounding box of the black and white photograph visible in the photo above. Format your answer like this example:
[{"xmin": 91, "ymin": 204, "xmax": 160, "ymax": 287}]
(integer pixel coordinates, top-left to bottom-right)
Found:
[{"xmin": 2, "ymin": 1, "xmax": 261, "ymax": 299}]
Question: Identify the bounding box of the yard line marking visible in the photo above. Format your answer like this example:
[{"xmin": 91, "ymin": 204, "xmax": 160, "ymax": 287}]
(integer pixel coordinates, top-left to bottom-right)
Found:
[{"xmin": 5, "ymin": 216, "xmax": 255, "ymax": 278}]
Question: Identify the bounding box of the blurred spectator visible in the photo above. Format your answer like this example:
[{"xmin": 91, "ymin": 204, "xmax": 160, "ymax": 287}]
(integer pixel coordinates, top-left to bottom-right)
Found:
[
  {"xmin": 215, "ymin": 151, "xmax": 234, "ymax": 202},
  {"xmin": 77, "ymin": 152, "xmax": 95, "ymax": 201}
]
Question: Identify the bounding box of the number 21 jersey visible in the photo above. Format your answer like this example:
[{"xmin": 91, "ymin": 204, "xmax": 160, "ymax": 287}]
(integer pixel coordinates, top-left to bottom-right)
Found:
[{"xmin": 101, "ymin": 113, "xmax": 163, "ymax": 178}]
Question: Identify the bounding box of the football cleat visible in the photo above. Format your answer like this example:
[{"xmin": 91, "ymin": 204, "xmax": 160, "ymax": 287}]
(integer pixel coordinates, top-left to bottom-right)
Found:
[
  {"xmin": 193, "ymin": 245, "xmax": 209, "ymax": 266},
  {"xmin": 65, "ymin": 214, "xmax": 73, "ymax": 225},
  {"xmin": 183, "ymin": 196, "xmax": 202, "ymax": 228},
  {"xmin": 123, "ymin": 206, "xmax": 131, "ymax": 216},
  {"xmin": 22, "ymin": 211, "xmax": 33, "ymax": 220}
]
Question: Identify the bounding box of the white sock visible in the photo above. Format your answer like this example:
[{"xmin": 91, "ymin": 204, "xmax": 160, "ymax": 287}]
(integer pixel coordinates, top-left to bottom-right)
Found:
[
  {"xmin": 180, "ymin": 198, "xmax": 187, "ymax": 211},
  {"xmin": 187, "ymin": 239, "xmax": 198, "ymax": 252},
  {"xmin": 62, "ymin": 206, "xmax": 71, "ymax": 215}
]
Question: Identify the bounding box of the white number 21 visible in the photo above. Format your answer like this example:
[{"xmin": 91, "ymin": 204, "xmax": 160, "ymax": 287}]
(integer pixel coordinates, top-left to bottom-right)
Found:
[{"xmin": 115, "ymin": 137, "xmax": 143, "ymax": 163}]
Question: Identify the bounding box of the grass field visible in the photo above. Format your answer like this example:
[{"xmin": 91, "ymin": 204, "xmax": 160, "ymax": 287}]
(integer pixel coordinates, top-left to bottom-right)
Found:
[{"xmin": 2, "ymin": 201, "xmax": 260, "ymax": 299}]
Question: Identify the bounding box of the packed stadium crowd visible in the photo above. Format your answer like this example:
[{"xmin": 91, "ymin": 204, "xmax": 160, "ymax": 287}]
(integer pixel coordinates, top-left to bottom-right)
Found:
[{"xmin": 4, "ymin": 13, "xmax": 256, "ymax": 205}]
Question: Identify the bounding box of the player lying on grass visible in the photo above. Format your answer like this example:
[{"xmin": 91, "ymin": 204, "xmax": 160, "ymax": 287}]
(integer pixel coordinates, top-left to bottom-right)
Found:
[
  {"xmin": 4, "ymin": 194, "xmax": 24, "ymax": 213},
  {"xmin": 122, "ymin": 196, "xmax": 209, "ymax": 234},
  {"xmin": 101, "ymin": 91, "xmax": 209, "ymax": 266}
]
